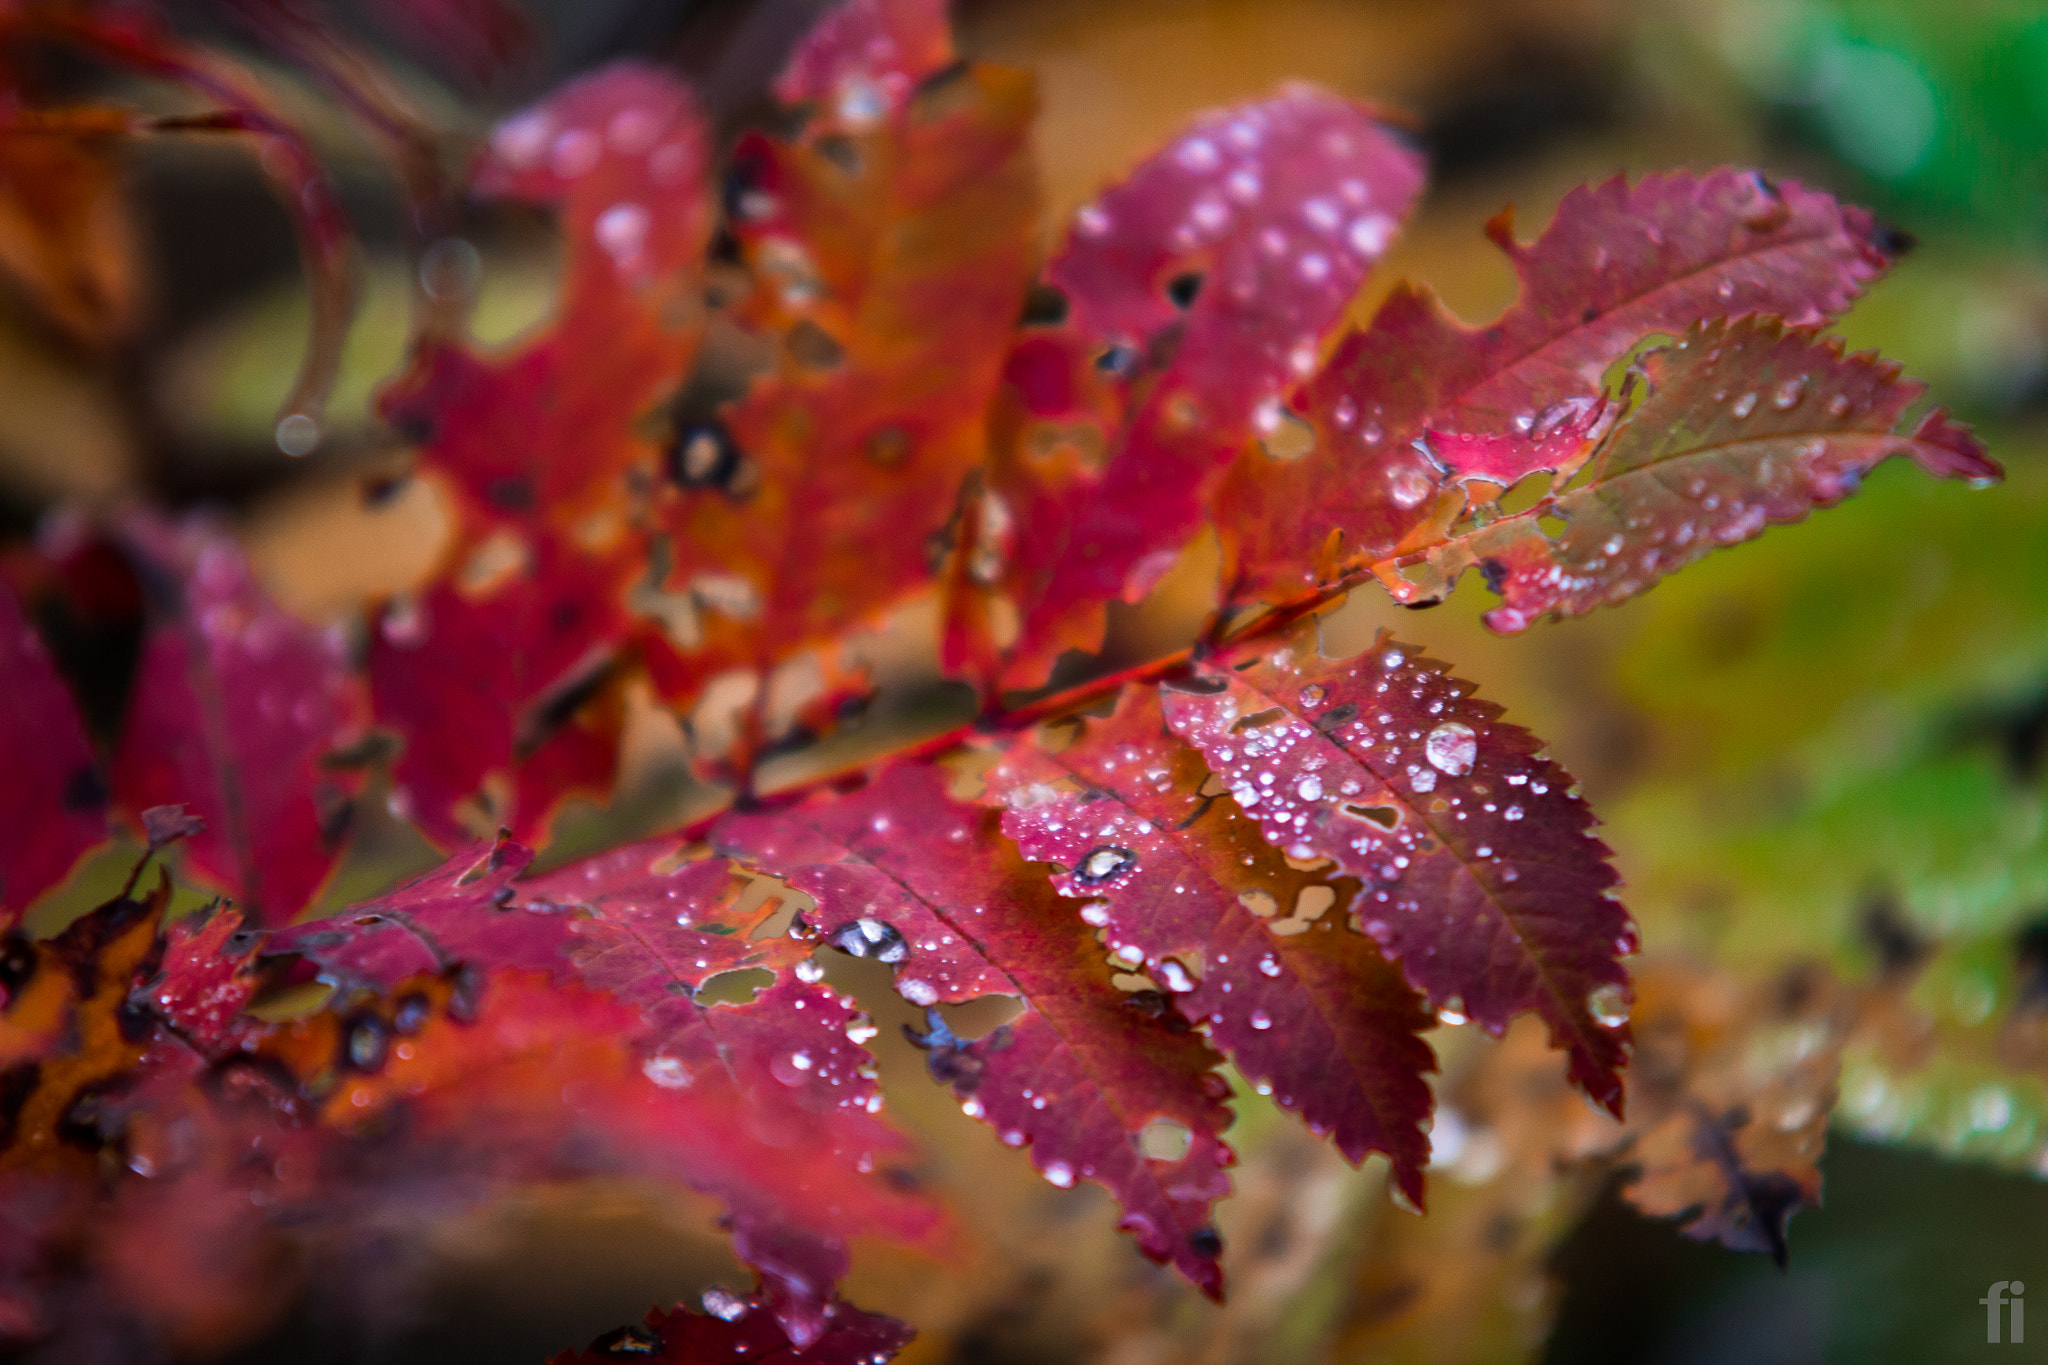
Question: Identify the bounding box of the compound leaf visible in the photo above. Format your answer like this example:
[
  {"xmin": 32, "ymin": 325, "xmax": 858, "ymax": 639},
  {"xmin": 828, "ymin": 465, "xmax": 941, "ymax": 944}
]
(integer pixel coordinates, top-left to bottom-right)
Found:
[
  {"xmin": 1158, "ymin": 620, "xmax": 1633, "ymax": 1113},
  {"xmin": 974, "ymin": 89, "xmax": 1423, "ymax": 688},
  {"xmin": 717, "ymin": 762, "xmax": 1237, "ymax": 1297},
  {"xmin": 1381, "ymin": 318, "xmax": 1999, "ymax": 629},
  {"xmin": 372, "ymin": 61, "xmax": 713, "ymax": 843},
  {"xmin": 1220, "ymin": 169, "xmax": 1902, "ymax": 601},
  {"xmin": 984, "ymin": 685, "xmax": 1436, "ymax": 1202}
]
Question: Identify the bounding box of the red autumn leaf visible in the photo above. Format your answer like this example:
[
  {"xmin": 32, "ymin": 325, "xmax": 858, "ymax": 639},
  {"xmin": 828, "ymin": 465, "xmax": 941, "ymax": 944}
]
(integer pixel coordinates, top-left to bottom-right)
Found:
[
  {"xmin": 145, "ymin": 903, "xmax": 263, "ymax": 1053},
  {"xmin": 556, "ymin": 1292, "xmax": 912, "ymax": 1365},
  {"xmin": 110, "ymin": 515, "xmax": 368, "ymax": 924},
  {"xmin": 1218, "ymin": 168, "xmax": 1901, "ymax": 600},
  {"xmin": 650, "ymin": 46, "xmax": 1036, "ymax": 762},
  {"xmin": 520, "ymin": 844, "xmax": 886, "ymax": 1125},
  {"xmin": 1157, "ymin": 621, "xmax": 1633, "ymax": 1114},
  {"xmin": 1376, "ymin": 317, "xmax": 2000, "ymax": 630},
  {"xmin": 974, "ymin": 89, "xmax": 1423, "ymax": 689},
  {"xmin": 718, "ymin": 762, "xmax": 1236, "ymax": 1297},
  {"xmin": 0, "ymin": 579, "xmax": 104, "ymax": 917},
  {"xmin": 772, "ymin": 0, "xmax": 952, "ymax": 113},
  {"xmin": 262, "ymin": 834, "xmax": 927, "ymax": 1342},
  {"xmin": 372, "ymin": 60, "xmax": 713, "ymax": 844},
  {"xmin": 984, "ymin": 685, "xmax": 1437, "ymax": 1203}
]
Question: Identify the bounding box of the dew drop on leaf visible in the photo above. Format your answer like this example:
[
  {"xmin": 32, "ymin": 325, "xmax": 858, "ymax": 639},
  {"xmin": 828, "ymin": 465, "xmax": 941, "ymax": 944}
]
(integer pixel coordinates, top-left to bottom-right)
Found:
[
  {"xmin": 1587, "ymin": 982, "xmax": 1630, "ymax": 1027},
  {"xmin": 1423, "ymin": 722, "xmax": 1477, "ymax": 776},
  {"xmin": 701, "ymin": 1287, "xmax": 749, "ymax": 1322},
  {"xmin": 344, "ymin": 1015, "xmax": 388, "ymax": 1071},
  {"xmin": 830, "ymin": 917, "xmax": 907, "ymax": 963},
  {"xmin": 1043, "ymin": 1160, "xmax": 1075, "ymax": 1188},
  {"xmin": 1075, "ymin": 845, "xmax": 1138, "ymax": 884},
  {"xmin": 1249, "ymin": 1010, "xmax": 1273, "ymax": 1030},
  {"xmin": 1730, "ymin": 391, "xmax": 1758, "ymax": 419}
]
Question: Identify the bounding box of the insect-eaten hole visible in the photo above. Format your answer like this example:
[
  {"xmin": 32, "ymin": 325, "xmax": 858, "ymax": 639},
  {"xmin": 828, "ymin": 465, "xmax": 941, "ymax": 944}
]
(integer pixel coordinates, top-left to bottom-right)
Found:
[
  {"xmin": 937, "ymin": 994, "xmax": 1023, "ymax": 1041},
  {"xmin": 1140, "ymin": 1118, "xmax": 1193, "ymax": 1161},
  {"xmin": 1019, "ymin": 282, "xmax": 1069, "ymax": 326},
  {"xmin": 785, "ymin": 318, "xmax": 846, "ymax": 369},
  {"xmin": 1229, "ymin": 707, "xmax": 1287, "ymax": 735},
  {"xmin": 695, "ymin": 967, "xmax": 775, "ymax": 1007},
  {"xmin": 1165, "ymin": 271, "xmax": 1203, "ymax": 309},
  {"xmin": 1537, "ymin": 512, "xmax": 1570, "ymax": 539},
  {"xmin": 1237, "ymin": 888, "xmax": 1280, "ymax": 918},
  {"xmin": 1258, "ymin": 410, "xmax": 1316, "ymax": 462},
  {"xmin": 1343, "ymin": 803, "xmax": 1400, "ymax": 829},
  {"xmin": 1496, "ymin": 470, "xmax": 1551, "ymax": 516}
]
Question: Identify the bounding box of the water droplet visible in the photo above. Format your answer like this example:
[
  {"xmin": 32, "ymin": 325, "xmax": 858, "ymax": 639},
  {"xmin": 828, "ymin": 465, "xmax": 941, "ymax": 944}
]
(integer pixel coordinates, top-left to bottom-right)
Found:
[
  {"xmin": 344, "ymin": 1015, "xmax": 388, "ymax": 1071},
  {"xmin": 1249, "ymin": 1010, "xmax": 1273, "ymax": 1030},
  {"xmin": 1772, "ymin": 376, "xmax": 1805, "ymax": 410},
  {"xmin": 1297, "ymin": 775, "xmax": 1324, "ymax": 802},
  {"xmin": 593, "ymin": 206, "xmax": 650, "ymax": 274},
  {"xmin": 1381, "ymin": 649, "xmax": 1405, "ymax": 670},
  {"xmin": 1043, "ymin": 1160, "xmax": 1075, "ymax": 1187},
  {"xmin": 1730, "ymin": 392, "xmax": 1758, "ymax": 419},
  {"xmin": 276, "ymin": 413, "xmax": 320, "ymax": 457},
  {"xmin": 794, "ymin": 958, "xmax": 825, "ymax": 984},
  {"xmin": 1436, "ymin": 999, "xmax": 1467, "ymax": 1026},
  {"xmin": 1076, "ymin": 845, "xmax": 1137, "ymax": 885},
  {"xmin": 702, "ymin": 1287, "xmax": 749, "ymax": 1321},
  {"xmin": 898, "ymin": 978, "xmax": 937, "ymax": 1007},
  {"xmin": 1158, "ymin": 959, "xmax": 1196, "ymax": 993},
  {"xmin": 1348, "ymin": 213, "xmax": 1394, "ymax": 256},
  {"xmin": 1176, "ymin": 136, "xmax": 1220, "ymax": 172},
  {"xmin": 1409, "ymin": 768, "xmax": 1437, "ymax": 794},
  {"xmin": 1825, "ymin": 393, "xmax": 1853, "ymax": 419},
  {"xmin": 1299, "ymin": 684, "xmax": 1326, "ymax": 709},
  {"xmin": 1388, "ymin": 465, "xmax": 1432, "ymax": 509},
  {"xmin": 1258, "ymin": 955, "xmax": 1281, "ymax": 977},
  {"xmin": 1587, "ymin": 982, "xmax": 1630, "ymax": 1027},
  {"xmin": 1075, "ymin": 203, "xmax": 1111, "ymax": 237},
  {"xmin": 642, "ymin": 1055, "xmax": 690, "ymax": 1089},
  {"xmin": 831, "ymin": 918, "xmax": 907, "ymax": 964},
  {"xmin": 1424, "ymin": 722, "xmax": 1477, "ymax": 776}
]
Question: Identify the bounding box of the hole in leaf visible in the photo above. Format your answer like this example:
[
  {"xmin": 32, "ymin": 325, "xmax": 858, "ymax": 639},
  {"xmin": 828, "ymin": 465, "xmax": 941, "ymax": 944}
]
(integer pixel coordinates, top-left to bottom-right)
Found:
[
  {"xmin": 1258, "ymin": 411, "xmax": 1316, "ymax": 461},
  {"xmin": 1161, "ymin": 673, "xmax": 1227, "ymax": 695},
  {"xmin": 1095, "ymin": 344, "xmax": 1138, "ymax": 375},
  {"xmin": 785, "ymin": 319, "xmax": 845, "ymax": 369},
  {"xmin": 1290, "ymin": 886, "xmax": 1337, "ymax": 921},
  {"xmin": 1019, "ymin": 282, "xmax": 1069, "ymax": 326},
  {"xmin": 1165, "ymin": 271, "xmax": 1203, "ymax": 309},
  {"xmin": 813, "ymin": 133, "xmax": 862, "ymax": 176},
  {"xmin": 1496, "ymin": 470, "xmax": 1551, "ymax": 515},
  {"xmin": 669, "ymin": 421, "xmax": 743, "ymax": 490},
  {"xmin": 938, "ymin": 994, "xmax": 1023, "ymax": 1040},
  {"xmin": 1343, "ymin": 804, "xmax": 1400, "ymax": 829},
  {"xmin": 1140, "ymin": 1118, "xmax": 1193, "ymax": 1161},
  {"xmin": 1538, "ymin": 513, "xmax": 1569, "ymax": 539},
  {"xmin": 1237, "ymin": 889, "xmax": 1279, "ymax": 918},
  {"xmin": 1229, "ymin": 707, "xmax": 1286, "ymax": 734},
  {"xmin": 866, "ymin": 426, "xmax": 911, "ymax": 467},
  {"xmin": 696, "ymin": 968, "xmax": 774, "ymax": 1006}
]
